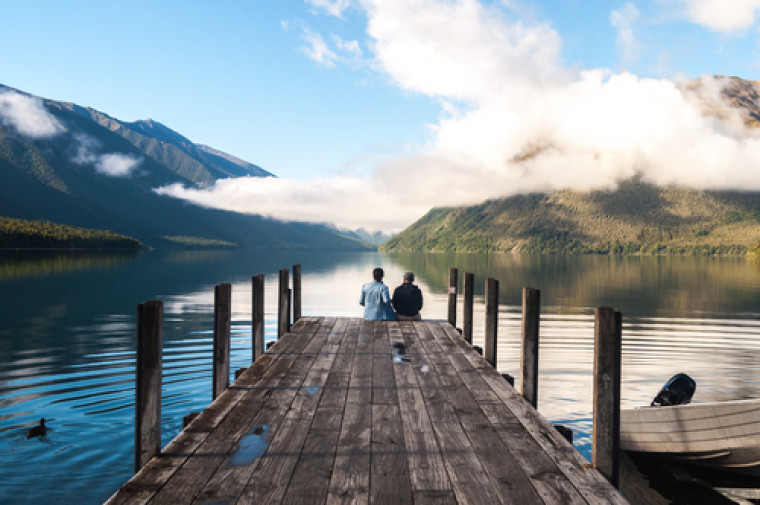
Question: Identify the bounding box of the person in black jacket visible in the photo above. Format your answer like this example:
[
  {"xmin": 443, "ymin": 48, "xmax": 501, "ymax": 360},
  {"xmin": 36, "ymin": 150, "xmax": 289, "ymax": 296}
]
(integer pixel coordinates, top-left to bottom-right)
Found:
[{"xmin": 392, "ymin": 272, "xmax": 423, "ymax": 321}]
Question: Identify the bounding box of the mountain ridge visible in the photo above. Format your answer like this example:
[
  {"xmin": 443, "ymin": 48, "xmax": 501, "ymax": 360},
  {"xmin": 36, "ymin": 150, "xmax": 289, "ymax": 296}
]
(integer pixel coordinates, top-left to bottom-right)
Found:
[{"xmin": 0, "ymin": 83, "xmax": 368, "ymax": 250}]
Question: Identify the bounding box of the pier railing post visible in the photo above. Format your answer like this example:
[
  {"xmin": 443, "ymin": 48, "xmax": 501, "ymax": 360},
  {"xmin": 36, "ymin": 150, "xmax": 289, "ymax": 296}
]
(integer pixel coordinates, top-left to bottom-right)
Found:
[
  {"xmin": 521, "ymin": 287, "xmax": 540, "ymax": 408},
  {"xmin": 463, "ymin": 272, "xmax": 474, "ymax": 344},
  {"xmin": 213, "ymin": 283, "xmax": 231, "ymax": 400},
  {"xmin": 448, "ymin": 267, "xmax": 458, "ymax": 327},
  {"xmin": 292, "ymin": 264, "xmax": 302, "ymax": 323},
  {"xmin": 484, "ymin": 277, "xmax": 499, "ymax": 368},
  {"xmin": 593, "ymin": 307, "xmax": 622, "ymax": 488},
  {"xmin": 135, "ymin": 300, "xmax": 163, "ymax": 473},
  {"xmin": 252, "ymin": 274, "xmax": 264, "ymax": 361},
  {"xmin": 278, "ymin": 268, "xmax": 289, "ymax": 338}
]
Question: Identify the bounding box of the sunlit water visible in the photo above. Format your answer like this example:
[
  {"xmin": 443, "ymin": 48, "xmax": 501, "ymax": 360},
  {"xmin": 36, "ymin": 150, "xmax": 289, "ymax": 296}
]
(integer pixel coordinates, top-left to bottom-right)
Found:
[{"xmin": 2, "ymin": 250, "xmax": 760, "ymax": 504}]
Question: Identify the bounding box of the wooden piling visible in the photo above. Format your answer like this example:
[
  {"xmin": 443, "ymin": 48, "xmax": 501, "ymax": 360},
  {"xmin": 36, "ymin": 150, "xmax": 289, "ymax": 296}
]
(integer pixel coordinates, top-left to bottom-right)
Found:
[
  {"xmin": 213, "ymin": 283, "xmax": 231, "ymax": 400},
  {"xmin": 135, "ymin": 300, "xmax": 163, "ymax": 473},
  {"xmin": 463, "ymin": 272, "xmax": 474, "ymax": 344},
  {"xmin": 484, "ymin": 277, "xmax": 499, "ymax": 368},
  {"xmin": 593, "ymin": 306, "xmax": 622, "ymax": 488},
  {"xmin": 448, "ymin": 267, "xmax": 458, "ymax": 327},
  {"xmin": 278, "ymin": 268, "xmax": 289, "ymax": 338},
  {"xmin": 252, "ymin": 274, "xmax": 264, "ymax": 362},
  {"xmin": 292, "ymin": 264, "xmax": 302, "ymax": 323},
  {"xmin": 521, "ymin": 287, "xmax": 541, "ymax": 408}
]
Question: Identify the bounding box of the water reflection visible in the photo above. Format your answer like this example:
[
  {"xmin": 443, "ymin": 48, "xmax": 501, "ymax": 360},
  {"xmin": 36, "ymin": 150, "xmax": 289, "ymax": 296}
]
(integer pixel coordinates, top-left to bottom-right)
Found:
[{"xmin": 1, "ymin": 249, "xmax": 760, "ymax": 504}]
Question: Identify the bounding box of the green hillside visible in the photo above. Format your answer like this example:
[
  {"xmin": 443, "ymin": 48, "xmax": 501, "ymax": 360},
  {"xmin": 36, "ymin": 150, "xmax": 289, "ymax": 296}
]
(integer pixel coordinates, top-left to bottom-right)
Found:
[
  {"xmin": 381, "ymin": 180, "xmax": 760, "ymax": 255},
  {"xmin": 0, "ymin": 217, "xmax": 143, "ymax": 248}
]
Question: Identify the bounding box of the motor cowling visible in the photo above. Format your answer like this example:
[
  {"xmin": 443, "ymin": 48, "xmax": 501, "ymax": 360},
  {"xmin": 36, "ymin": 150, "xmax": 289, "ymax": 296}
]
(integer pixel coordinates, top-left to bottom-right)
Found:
[{"xmin": 651, "ymin": 373, "xmax": 696, "ymax": 407}]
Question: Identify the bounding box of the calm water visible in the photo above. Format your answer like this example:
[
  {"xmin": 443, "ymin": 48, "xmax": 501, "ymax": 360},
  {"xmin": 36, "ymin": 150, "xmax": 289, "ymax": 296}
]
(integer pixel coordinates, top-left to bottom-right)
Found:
[{"xmin": 2, "ymin": 250, "xmax": 760, "ymax": 504}]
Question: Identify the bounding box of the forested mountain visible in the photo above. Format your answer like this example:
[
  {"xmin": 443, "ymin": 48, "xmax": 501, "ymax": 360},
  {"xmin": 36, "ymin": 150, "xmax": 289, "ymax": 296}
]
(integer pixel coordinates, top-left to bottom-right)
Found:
[
  {"xmin": 383, "ymin": 76, "xmax": 760, "ymax": 255},
  {"xmin": 0, "ymin": 84, "xmax": 368, "ymax": 250},
  {"xmin": 381, "ymin": 180, "xmax": 760, "ymax": 254}
]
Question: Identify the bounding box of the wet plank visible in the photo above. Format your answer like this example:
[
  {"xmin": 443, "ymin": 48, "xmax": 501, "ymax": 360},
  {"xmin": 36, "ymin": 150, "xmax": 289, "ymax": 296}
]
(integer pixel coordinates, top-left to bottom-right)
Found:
[{"xmin": 106, "ymin": 317, "xmax": 627, "ymax": 505}]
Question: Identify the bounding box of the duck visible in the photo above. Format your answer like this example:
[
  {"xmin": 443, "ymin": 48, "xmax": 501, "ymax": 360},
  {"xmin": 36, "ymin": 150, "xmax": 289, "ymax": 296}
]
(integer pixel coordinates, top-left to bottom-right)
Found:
[{"xmin": 27, "ymin": 418, "xmax": 47, "ymax": 439}]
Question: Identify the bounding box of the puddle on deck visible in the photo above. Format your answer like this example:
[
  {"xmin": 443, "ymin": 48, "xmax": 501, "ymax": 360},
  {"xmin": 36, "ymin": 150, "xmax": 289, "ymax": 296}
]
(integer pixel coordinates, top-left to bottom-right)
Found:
[{"xmin": 229, "ymin": 424, "xmax": 270, "ymax": 466}]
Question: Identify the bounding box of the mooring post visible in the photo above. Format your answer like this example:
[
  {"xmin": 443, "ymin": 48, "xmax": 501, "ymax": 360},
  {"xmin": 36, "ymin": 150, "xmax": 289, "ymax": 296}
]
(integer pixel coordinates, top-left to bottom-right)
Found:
[
  {"xmin": 448, "ymin": 267, "xmax": 458, "ymax": 327},
  {"xmin": 484, "ymin": 277, "xmax": 499, "ymax": 368},
  {"xmin": 593, "ymin": 306, "xmax": 622, "ymax": 488},
  {"xmin": 292, "ymin": 264, "xmax": 302, "ymax": 323},
  {"xmin": 521, "ymin": 287, "xmax": 541, "ymax": 408},
  {"xmin": 463, "ymin": 272, "xmax": 474, "ymax": 344},
  {"xmin": 213, "ymin": 283, "xmax": 231, "ymax": 400},
  {"xmin": 135, "ymin": 300, "xmax": 163, "ymax": 473},
  {"xmin": 252, "ymin": 274, "xmax": 264, "ymax": 361},
  {"xmin": 278, "ymin": 268, "xmax": 289, "ymax": 338}
]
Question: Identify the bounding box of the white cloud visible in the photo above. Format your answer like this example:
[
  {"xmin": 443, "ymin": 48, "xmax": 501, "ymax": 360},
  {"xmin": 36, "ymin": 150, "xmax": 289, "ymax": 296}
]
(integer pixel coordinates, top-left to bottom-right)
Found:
[
  {"xmin": 306, "ymin": 0, "xmax": 353, "ymax": 18},
  {"xmin": 72, "ymin": 132, "xmax": 142, "ymax": 177},
  {"xmin": 299, "ymin": 25, "xmax": 340, "ymax": 68},
  {"xmin": 95, "ymin": 153, "xmax": 142, "ymax": 177},
  {"xmin": 162, "ymin": 0, "xmax": 760, "ymax": 232},
  {"xmin": 610, "ymin": 3, "xmax": 643, "ymax": 66},
  {"xmin": 677, "ymin": 0, "xmax": 760, "ymax": 32},
  {"xmin": 0, "ymin": 90, "xmax": 65, "ymax": 138}
]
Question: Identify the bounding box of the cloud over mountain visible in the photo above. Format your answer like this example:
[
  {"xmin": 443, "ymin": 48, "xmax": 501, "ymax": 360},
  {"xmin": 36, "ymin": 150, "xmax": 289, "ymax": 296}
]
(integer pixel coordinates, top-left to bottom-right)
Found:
[{"xmin": 0, "ymin": 90, "xmax": 65, "ymax": 138}]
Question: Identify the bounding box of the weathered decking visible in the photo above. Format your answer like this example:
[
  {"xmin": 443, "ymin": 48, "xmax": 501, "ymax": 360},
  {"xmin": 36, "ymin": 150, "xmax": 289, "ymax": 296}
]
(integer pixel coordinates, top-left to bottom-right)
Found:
[{"xmin": 106, "ymin": 317, "xmax": 627, "ymax": 504}]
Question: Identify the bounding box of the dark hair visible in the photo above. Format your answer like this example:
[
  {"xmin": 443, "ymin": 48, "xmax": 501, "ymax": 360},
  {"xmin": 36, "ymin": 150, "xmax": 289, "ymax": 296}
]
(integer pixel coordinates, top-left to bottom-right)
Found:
[{"xmin": 372, "ymin": 267, "xmax": 384, "ymax": 282}]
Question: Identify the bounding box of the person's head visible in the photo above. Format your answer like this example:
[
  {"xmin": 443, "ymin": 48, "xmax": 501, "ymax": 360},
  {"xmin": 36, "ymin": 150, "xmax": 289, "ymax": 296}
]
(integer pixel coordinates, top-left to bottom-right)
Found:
[
  {"xmin": 403, "ymin": 272, "xmax": 415, "ymax": 283},
  {"xmin": 373, "ymin": 267, "xmax": 384, "ymax": 282}
]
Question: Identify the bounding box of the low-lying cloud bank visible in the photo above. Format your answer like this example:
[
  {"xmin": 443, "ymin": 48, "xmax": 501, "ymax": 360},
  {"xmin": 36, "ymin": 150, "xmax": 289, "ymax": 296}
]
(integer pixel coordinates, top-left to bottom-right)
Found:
[{"xmin": 158, "ymin": 0, "xmax": 760, "ymax": 232}]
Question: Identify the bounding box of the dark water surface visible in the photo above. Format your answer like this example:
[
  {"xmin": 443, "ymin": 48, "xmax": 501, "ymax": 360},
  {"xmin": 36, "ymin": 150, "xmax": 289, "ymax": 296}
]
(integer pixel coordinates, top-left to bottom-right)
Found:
[{"xmin": 2, "ymin": 250, "xmax": 760, "ymax": 504}]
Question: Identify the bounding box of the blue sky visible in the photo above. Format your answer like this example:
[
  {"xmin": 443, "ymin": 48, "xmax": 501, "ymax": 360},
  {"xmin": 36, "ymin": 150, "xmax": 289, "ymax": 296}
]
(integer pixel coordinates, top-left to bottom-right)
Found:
[{"xmin": 4, "ymin": 0, "xmax": 760, "ymax": 231}]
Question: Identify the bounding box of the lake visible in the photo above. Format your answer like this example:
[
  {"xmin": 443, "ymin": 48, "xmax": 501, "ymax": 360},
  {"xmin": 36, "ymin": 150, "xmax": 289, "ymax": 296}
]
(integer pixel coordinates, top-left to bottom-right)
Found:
[{"xmin": 2, "ymin": 249, "xmax": 760, "ymax": 504}]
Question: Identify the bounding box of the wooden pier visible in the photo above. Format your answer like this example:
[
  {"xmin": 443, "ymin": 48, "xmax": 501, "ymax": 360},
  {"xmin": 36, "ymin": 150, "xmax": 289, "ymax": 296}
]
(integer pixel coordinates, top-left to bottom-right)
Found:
[{"xmin": 107, "ymin": 316, "xmax": 626, "ymax": 504}]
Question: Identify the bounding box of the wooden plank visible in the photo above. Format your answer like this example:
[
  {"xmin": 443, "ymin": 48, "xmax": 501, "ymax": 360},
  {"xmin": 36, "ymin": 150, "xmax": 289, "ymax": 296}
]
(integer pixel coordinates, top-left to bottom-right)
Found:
[
  {"xmin": 438, "ymin": 322, "xmax": 628, "ymax": 504},
  {"xmin": 391, "ymin": 322, "xmax": 452, "ymax": 494},
  {"xmin": 429, "ymin": 322, "xmax": 587, "ymax": 505},
  {"xmin": 372, "ymin": 321, "xmax": 396, "ymax": 405},
  {"xmin": 238, "ymin": 318, "xmax": 343, "ymax": 504},
  {"xmin": 150, "ymin": 318, "xmax": 335, "ymax": 505},
  {"xmin": 371, "ymin": 403, "xmax": 413, "ymax": 505},
  {"xmin": 327, "ymin": 403, "xmax": 371, "ymax": 505},
  {"xmin": 347, "ymin": 319, "xmax": 373, "ymax": 406},
  {"xmin": 409, "ymin": 322, "xmax": 502, "ymax": 505},
  {"xmin": 424, "ymin": 322, "xmax": 565, "ymax": 504},
  {"xmin": 105, "ymin": 319, "xmax": 320, "ymax": 505}
]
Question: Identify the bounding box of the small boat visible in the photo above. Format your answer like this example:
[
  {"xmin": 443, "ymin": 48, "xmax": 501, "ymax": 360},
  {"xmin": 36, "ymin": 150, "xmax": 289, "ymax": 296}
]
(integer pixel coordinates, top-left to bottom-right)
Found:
[{"xmin": 621, "ymin": 374, "xmax": 760, "ymax": 475}]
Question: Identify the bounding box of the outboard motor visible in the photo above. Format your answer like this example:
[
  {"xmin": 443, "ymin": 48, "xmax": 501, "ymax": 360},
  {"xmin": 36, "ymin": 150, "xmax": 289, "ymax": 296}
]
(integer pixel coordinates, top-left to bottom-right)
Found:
[{"xmin": 650, "ymin": 373, "xmax": 696, "ymax": 407}]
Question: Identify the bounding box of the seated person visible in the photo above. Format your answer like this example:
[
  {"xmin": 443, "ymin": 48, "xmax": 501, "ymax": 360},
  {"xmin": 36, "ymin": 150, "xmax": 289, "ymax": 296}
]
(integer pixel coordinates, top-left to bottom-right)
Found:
[
  {"xmin": 392, "ymin": 272, "xmax": 423, "ymax": 321},
  {"xmin": 359, "ymin": 267, "xmax": 396, "ymax": 320}
]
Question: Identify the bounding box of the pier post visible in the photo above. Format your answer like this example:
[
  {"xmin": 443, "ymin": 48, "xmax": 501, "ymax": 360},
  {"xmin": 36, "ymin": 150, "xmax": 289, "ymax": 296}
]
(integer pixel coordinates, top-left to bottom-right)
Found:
[
  {"xmin": 278, "ymin": 268, "xmax": 289, "ymax": 338},
  {"xmin": 484, "ymin": 277, "xmax": 499, "ymax": 368},
  {"xmin": 293, "ymin": 264, "xmax": 302, "ymax": 323},
  {"xmin": 521, "ymin": 287, "xmax": 540, "ymax": 408},
  {"xmin": 448, "ymin": 267, "xmax": 458, "ymax": 327},
  {"xmin": 135, "ymin": 300, "xmax": 163, "ymax": 473},
  {"xmin": 252, "ymin": 274, "xmax": 264, "ymax": 361},
  {"xmin": 463, "ymin": 272, "xmax": 474, "ymax": 344},
  {"xmin": 593, "ymin": 307, "xmax": 622, "ymax": 488},
  {"xmin": 213, "ymin": 283, "xmax": 231, "ymax": 400}
]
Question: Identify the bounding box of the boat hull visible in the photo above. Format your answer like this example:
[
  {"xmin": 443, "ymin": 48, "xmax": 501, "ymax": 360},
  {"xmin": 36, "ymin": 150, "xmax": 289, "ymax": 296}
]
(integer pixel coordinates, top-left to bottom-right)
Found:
[{"xmin": 621, "ymin": 399, "xmax": 760, "ymax": 475}]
